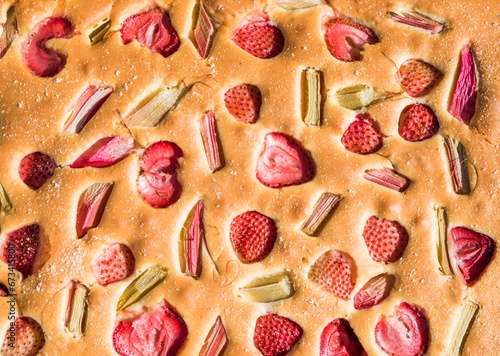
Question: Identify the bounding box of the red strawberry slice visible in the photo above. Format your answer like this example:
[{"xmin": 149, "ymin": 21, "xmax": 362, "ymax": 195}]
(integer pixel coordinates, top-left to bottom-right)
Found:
[
  {"xmin": 139, "ymin": 141, "xmax": 183, "ymax": 173},
  {"xmin": 451, "ymin": 226, "xmax": 495, "ymax": 286},
  {"xmin": 19, "ymin": 152, "xmax": 57, "ymax": 190},
  {"xmin": 323, "ymin": 18, "xmax": 378, "ymax": 62},
  {"xmin": 92, "ymin": 243, "xmax": 135, "ymax": 286},
  {"xmin": 113, "ymin": 300, "xmax": 188, "ymax": 356},
  {"xmin": 254, "ymin": 313, "xmax": 303, "ymax": 356},
  {"xmin": 224, "ymin": 84, "xmax": 262, "ymax": 124},
  {"xmin": 69, "ymin": 136, "xmax": 134, "ymax": 168},
  {"xmin": 230, "ymin": 211, "xmax": 277, "ymax": 263},
  {"xmin": 396, "ymin": 59, "xmax": 443, "ymax": 97},
  {"xmin": 375, "ymin": 302, "xmax": 429, "ymax": 356},
  {"xmin": 308, "ymin": 250, "xmax": 355, "ymax": 300},
  {"xmin": 0, "ymin": 224, "xmax": 41, "ymax": 279},
  {"xmin": 256, "ymin": 132, "xmax": 316, "ymax": 188},
  {"xmin": 137, "ymin": 171, "xmax": 182, "ymax": 209},
  {"xmin": 341, "ymin": 113, "xmax": 384, "ymax": 155},
  {"xmin": 121, "ymin": 8, "xmax": 180, "ymax": 58},
  {"xmin": 398, "ymin": 104, "xmax": 439, "ymax": 142},
  {"xmin": 363, "ymin": 216, "xmax": 409, "ymax": 263},
  {"xmin": 353, "ymin": 273, "xmax": 395, "ymax": 310},
  {"xmin": 21, "ymin": 17, "xmax": 74, "ymax": 77},
  {"xmin": 231, "ymin": 13, "xmax": 284, "ymax": 59},
  {"xmin": 0, "ymin": 316, "xmax": 45, "ymax": 356},
  {"xmin": 320, "ymin": 318, "xmax": 364, "ymax": 356}
]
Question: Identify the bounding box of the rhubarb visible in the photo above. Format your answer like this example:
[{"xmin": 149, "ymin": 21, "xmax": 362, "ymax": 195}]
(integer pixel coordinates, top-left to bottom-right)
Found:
[
  {"xmin": 335, "ymin": 84, "xmax": 385, "ymax": 110},
  {"xmin": 353, "ymin": 273, "xmax": 395, "ymax": 310},
  {"xmin": 303, "ymin": 68, "xmax": 322, "ymax": 127},
  {"xmin": 0, "ymin": 6, "xmax": 18, "ymax": 58},
  {"xmin": 199, "ymin": 112, "xmax": 224, "ymax": 172},
  {"xmin": 65, "ymin": 280, "xmax": 89, "ymax": 338},
  {"xmin": 70, "ymin": 136, "xmax": 134, "ymax": 168},
  {"xmin": 436, "ymin": 207, "xmax": 453, "ymax": 276},
  {"xmin": 199, "ymin": 316, "xmax": 228, "ymax": 356},
  {"xmin": 301, "ymin": 192, "xmax": 341, "ymax": 236},
  {"xmin": 447, "ymin": 299, "xmax": 479, "ymax": 356},
  {"xmin": 388, "ymin": 9, "xmax": 446, "ymax": 34},
  {"xmin": 180, "ymin": 199, "xmax": 205, "ymax": 279},
  {"xmin": 239, "ymin": 271, "xmax": 295, "ymax": 303},
  {"xmin": 193, "ymin": 1, "xmax": 217, "ymax": 59},
  {"xmin": 89, "ymin": 17, "xmax": 111, "ymax": 46},
  {"xmin": 363, "ymin": 168, "xmax": 410, "ymax": 192},
  {"xmin": 76, "ymin": 182, "xmax": 114, "ymax": 239},
  {"xmin": 443, "ymin": 136, "xmax": 471, "ymax": 195},
  {"xmin": 276, "ymin": 0, "xmax": 325, "ymax": 10},
  {"xmin": 0, "ymin": 181, "xmax": 12, "ymax": 213}
]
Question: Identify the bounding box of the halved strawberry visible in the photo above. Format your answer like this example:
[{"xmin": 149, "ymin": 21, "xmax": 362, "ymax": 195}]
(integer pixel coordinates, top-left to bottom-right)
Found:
[
  {"xmin": 256, "ymin": 132, "xmax": 316, "ymax": 188},
  {"xmin": 139, "ymin": 141, "xmax": 183, "ymax": 173},
  {"xmin": 113, "ymin": 300, "xmax": 188, "ymax": 356},
  {"xmin": 230, "ymin": 211, "xmax": 277, "ymax": 263},
  {"xmin": 308, "ymin": 250, "xmax": 355, "ymax": 300},
  {"xmin": 451, "ymin": 226, "xmax": 495, "ymax": 286},
  {"xmin": 323, "ymin": 17, "xmax": 378, "ymax": 62},
  {"xmin": 21, "ymin": 17, "xmax": 74, "ymax": 77},
  {"xmin": 121, "ymin": 8, "xmax": 180, "ymax": 58},
  {"xmin": 363, "ymin": 216, "xmax": 409, "ymax": 263},
  {"xmin": 0, "ymin": 224, "xmax": 41, "ymax": 279},
  {"xmin": 224, "ymin": 84, "xmax": 262, "ymax": 124},
  {"xmin": 320, "ymin": 318, "xmax": 364, "ymax": 356},
  {"xmin": 231, "ymin": 13, "xmax": 284, "ymax": 59},
  {"xmin": 396, "ymin": 59, "xmax": 443, "ymax": 98},
  {"xmin": 341, "ymin": 113, "xmax": 384, "ymax": 155},
  {"xmin": 19, "ymin": 152, "xmax": 57, "ymax": 190},
  {"xmin": 69, "ymin": 136, "xmax": 134, "ymax": 168},
  {"xmin": 92, "ymin": 243, "xmax": 135, "ymax": 286},
  {"xmin": 254, "ymin": 313, "xmax": 303, "ymax": 356},
  {"xmin": 375, "ymin": 302, "xmax": 429, "ymax": 356},
  {"xmin": 137, "ymin": 172, "xmax": 182, "ymax": 209},
  {"xmin": 353, "ymin": 273, "xmax": 395, "ymax": 310},
  {"xmin": 0, "ymin": 316, "xmax": 45, "ymax": 356},
  {"xmin": 398, "ymin": 104, "xmax": 440, "ymax": 142}
]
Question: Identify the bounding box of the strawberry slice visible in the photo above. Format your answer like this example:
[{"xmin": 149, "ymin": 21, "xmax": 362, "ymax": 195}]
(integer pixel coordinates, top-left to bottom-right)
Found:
[
  {"xmin": 0, "ymin": 316, "xmax": 45, "ymax": 356},
  {"xmin": 92, "ymin": 243, "xmax": 135, "ymax": 286},
  {"xmin": 232, "ymin": 13, "xmax": 284, "ymax": 59},
  {"xmin": 451, "ymin": 226, "xmax": 495, "ymax": 286},
  {"xmin": 121, "ymin": 8, "xmax": 180, "ymax": 58},
  {"xmin": 320, "ymin": 318, "xmax": 364, "ymax": 356},
  {"xmin": 19, "ymin": 152, "xmax": 57, "ymax": 190},
  {"xmin": 254, "ymin": 313, "xmax": 303, "ymax": 356},
  {"xmin": 396, "ymin": 59, "xmax": 443, "ymax": 97},
  {"xmin": 375, "ymin": 302, "xmax": 429, "ymax": 356},
  {"xmin": 139, "ymin": 141, "xmax": 183, "ymax": 173},
  {"xmin": 76, "ymin": 182, "xmax": 114, "ymax": 238},
  {"xmin": 363, "ymin": 216, "xmax": 409, "ymax": 263},
  {"xmin": 398, "ymin": 104, "xmax": 439, "ymax": 142},
  {"xmin": 224, "ymin": 84, "xmax": 262, "ymax": 124},
  {"xmin": 308, "ymin": 250, "xmax": 355, "ymax": 300},
  {"xmin": 353, "ymin": 273, "xmax": 395, "ymax": 310},
  {"xmin": 230, "ymin": 211, "xmax": 277, "ymax": 263},
  {"xmin": 69, "ymin": 136, "xmax": 134, "ymax": 168},
  {"xmin": 137, "ymin": 172, "xmax": 183, "ymax": 209},
  {"xmin": 323, "ymin": 18, "xmax": 378, "ymax": 62},
  {"xmin": 21, "ymin": 17, "xmax": 74, "ymax": 77},
  {"xmin": 341, "ymin": 113, "xmax": 384, "ymax": 155},
  {"xmin": 0, "ymin": 224, "xmax": 41, "ymax": 279},
  {"xmin": 256, "ymin": 132, "xmax": 316, "ymax": 188},
  {"xmin": 113, "ymin": 300, "xmax": 188, "ymax": 356}
]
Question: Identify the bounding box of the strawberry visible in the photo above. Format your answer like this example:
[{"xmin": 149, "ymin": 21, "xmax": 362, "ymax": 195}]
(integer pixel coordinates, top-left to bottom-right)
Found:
[
  {"xmin": 230, "ymin": 211, "xmax": 277, "ymax": 263},
  {"xmin": 320, "ymin": 318, "xmax": 364, "ymax": 356},
  {"xmin": 254, "ymin": 313, "xmax": 303, "ymax": 356},
  {"xmin": 341, "ymin": 113, "xmax": 384, "ymax": 155},
  {"xmin": 121, "ymin": 8, "xmax": 180, "ymax": 58},
  {"xmin": 398, "ymin": 104, "xmax": 439, "ymax": 142},
  {"xmin": 231, "ymin": 13, "xmax": 284, "ymax": 59},
  {"xmin": 451, "ymin": 226, "xmax": 495, "ymax": 286},
  {"xmin": 0, "ymin": 224, "xmax": 41, "ymax": 279},
  {"xmin": 139, "ymin": 141, "xmax": 183, "ymax": 173},
  {"xmin": 375, "ymin": 302, "xmax": 429, "ymax": 356},
  {"xmin": 353, "ymin": 273, "xmax": 395, "ymax": 310},
  {"xmin": 224, "ymin": 84, "xmax": 262, "ymax": 124},
  {"xmin": 18, "ymin": 152, "xmax": 57, "ymax": 190},
  {"xmin": 21, "ymin": 17, "xmax": 74, "ymax": 77},
  {"xmin": 323, "ymin": 18, "xmax": 378, "ymax": 62},
  {"xmin": 362, "ymin": 216, "xmax": 409, "ymax": 263},
  {"xmin": 256, "ymin": 132, "xmax": 316, "ymax": 188},
  {"xmin": 69, "ymin": 136, "xmax": 134, "ymax": 168},
  {"xmin": 0, "ymin": 316, "xmax": 45, "ymax": 356},
  {"xmin": 92, "ymin": 243, "xmax": 135, "ymax": 286},
  {"xmin": 308, "ymin": 250, "xmax": 355, "ymax": 300},
  {"xmin": 137, "ymin": 172, "xmax": 182, "ymax": 209},
  {"xmin": 113, "ymin": 300, "xmax": 188, "ymax": 356},
  {"xmin": 396, "ymin": 59, "xmax": 443, "ymax": 98}
]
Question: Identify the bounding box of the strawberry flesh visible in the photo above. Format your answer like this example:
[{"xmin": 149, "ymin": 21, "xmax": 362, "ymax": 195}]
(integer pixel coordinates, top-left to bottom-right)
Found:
[
  {"xmin": 320, "ymin": 318, "xmax": 364, "ymax": 356},
  {"xmin": 449, "ymin": 45, "xmax": 477, "ymax": 125},
  {"xmin": 256, "ymin": 132, "xmax": 316, "ymax": 188},
  {"xmin": 69, "ymin": 136, "xmax": 134, "ymax": 168},
  {"xmin": 0, "ymin": 224, "xmax": 41, "ymax": 279},
  {"xmin": 396, "ymin": 59, "xmax": 443, "ymax": 98},
  {"xmin": 353, "ymin": 273, "xmax": 395, "ymax": 310},
  {"xmin": 92, "ymin": 243, "xmax": 135, "ymax": 286},
  {"xmin": 254, "ymin": 313, "xmax": 303, "ymax": 356},
  {"xmin": 0, "ymin": 316, "xmax": 45, "ymax": 356},
  {"xmin": 224, "ymin": 84, "xmax": 262, "ymax": 124},
  {"xmin": 398, "ymin": 104, "xmax": 440, "ymax": 142},
  {"xmin": 19, "ymin": 151, "xmax": 57, "ymax": 190},
  {"xmin": 363, "ymin": 216, "xmax": 409, "ymax": 263},
  {"xmin": 341, "ymin": 113, "xmax": 384, "ymax": 155},
  {"xmin": 139, "ymin": 141, "xmax": 183, "ymax": 173}
]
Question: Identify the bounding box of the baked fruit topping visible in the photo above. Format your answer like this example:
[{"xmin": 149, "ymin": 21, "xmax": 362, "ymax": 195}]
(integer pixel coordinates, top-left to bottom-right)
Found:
[
  {"xmin": 19, "ymin": 152, "xmax": 57, "ymax": 190},
  {"xmin": 0, "ymin": 224, "xmax": 41, "ymax": 280},
  {"xmin": 0, "ymin": 6, "xmax": 18, "ymax": 59},
  {"xmin": 224, "ymin": 83, "xmax": 262, "ymax": 124},
  {"xmin": 363, "ymin": 168, "xmax": 411, "ymax": 192},
  {"xmin": 0, "ymin": 316, "xmax": 45, "ymax": 356},
  {"xmin": 363, "ymin": 216, "xmax": 409, "ymax": 263},
  {"xmin": 254, "ymin": 313, "xmax": 303, "ymax": 356},
  {"xmin": 396, "ymin": 59, "xmax": 443, "ymax": 97},
  {"xmin": 69, "ymin": 136, "xmax": 134, "ymax": 168},
  {"xmin": 193, "ymin": 0, "xmax": 217, "ymax": 59},
  {"xmin": 92, "ymin": 243, "xmax": 135, "ymax": 286},
  {"xmin": 353, "ymin": 273, "xmax": 395, "ymax": 310},
  {"xmin": 199, "ymin": 316, "xmax": 228, "ymax": 356},
  {"xmin": 76, "ymin": 182, "xmax": 114, "ymax": 239},
  {"xmin": 398, "ymin": 104, "xmax": 440, "ymax": 142},
  {"xmin": 449, "ymin": 45, "xmax": 477, "ymax": 125},
  {"xmin": 320, "ymin": 318, "xmax": 364, "ymax": 356},
  {"xmin": 341, "ymin": 113, "xmax": 384, "ymax": 155}
]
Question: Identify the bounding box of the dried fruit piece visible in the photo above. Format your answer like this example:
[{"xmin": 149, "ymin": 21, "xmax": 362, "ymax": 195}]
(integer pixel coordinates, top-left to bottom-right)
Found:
[
  {"xmin": 64, "ymin": 280, "xmax": 89, "ymax": 338},
  {"xmin": 116, "ymin": 265, "xmax": 168, "ymax": 311},
  {"xmin": 353, "ymin": 273, "xmax": 395, "ymax": 310},
  {"xmin": 303, "ymin": 68, "xmax": 322, "ymax": 127},
  {"xmin": 69, "ymin": 136, "xmax": 134, "ymax": 168},
  {"xmin": 199, "ymin": 112, "xmax": 224, "ymax": 172},
  {"xmin": 320, "ymin": 318, "xmax": 364, "ymax": 356},
  {"xmin": 0, "ymin": 316, "xmax": 45, "ymax": 356},
  {"xmin": 254, "ymin": 313, "xmax": 303, "ymax": 356},
  {"xmin": 447, "ymin": 299, "xmax": 479, "ymax": 356},
  {"xmin": 239, "ymin": 271, "xmax": 295, "ymax": 303},
  {"xmin": 396, "ymin": 59, "xmax": 443, "ymax": 97},
  {"xmin": 449, "ymin": 45, "xmax": 478, "ymax": 125},
  {"xmin": 387, "ymin": 9, "xmax": 446, "ymax": 34},
  {"xmin": 363, "ymin": 168, "xmax": 410, "ymax": 192},
  {"xmin": 193, "ymin": 1, "xmax": 217, "ymax": 58},
  {"xmin": 62, "ymin": 84, "xmax": 114, "ymax": 134},
  {"xmin": 341, "ymin": 113, "xmax": 384, "ymax": 155},
  {"xmin": 276, "ymin": 0, "xmax": 325, "ymax": 10},
  {"xmin": 443, "ymin": 136, "xmax": 471, "ymax": 195},
  {"xmin": 180, "ymin": 199, "xmax": 205, "ymax": 279},
  {"xmin": 398, "ymin": 104, "xmax": 440, "ymax": 142},
  {"xmin": 451, "ymin": 227, "xmax": 495, "ymax": 286},
  {"xmin": 121, "ymin": 8, "xmax": 180, "ymax": 57},
  {"xmin": 19, "ymin": 152, "xmax": 57, "ymax": 190},
  {"xmin": 199, "ymin": 316, "xmax": 228, "ymax": 356},
  {"xmin": 232, "ymin": 13, "xmax": 284, "ymax": 59},
  {"xmin": 375, "ymin": 302, "xmax": 429, "ymax": 356},
  {"xmin": 436, "ymin": 207, "xmax": 453, "ymax": 276},
  {"xmin": 334, "ymin": 84, "xmax": 386, "ymax": 110},
  {"xmin": 301, "ymin": 192, "xmax": 341, "ymax": 235},
  {"xmin": 0, "ymin": 224, "xmax": 41, "ymax": 279},
  {"xmin": 0, "ymin": 180, "xmax": 12, "ymax": 213},
  {"xmin": 89, "ymin": 17, "xmax": 111, "ymax": 45},
  {"xmin": 76, "ymin": 182, "xmax": 114, "ymax": 238},
  {"xmin": 309, "ymin": 250, "xmax": 355, "ymax": 300},
  {"xmin": 21, "ymin": 17, "xmax": 74, "ymax": 77},
  {"xmin": 224, "ymin": 84, "xmax": 262, "ymax": 124},
  {"xmin": 0, "ymin": 6, "xmax": 18, "ymax": 58},
  {"xmin": 363, "ymin": 216, "xmax": 409, "ymax": 263},
  {"xmin": 92, "ymin": 243, "xmax": 135, "ymax": 286}
]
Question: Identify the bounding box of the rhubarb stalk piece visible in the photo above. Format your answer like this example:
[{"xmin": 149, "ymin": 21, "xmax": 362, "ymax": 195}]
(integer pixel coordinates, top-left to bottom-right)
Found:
[
  {"xmin": 193, "ymin": 1, "xmax": 218, "ymax": 59},
  {"xmin": 301, "ymin": 192, "xmax": 341, "ymax": 236},
  {"xmin": 387, "ymin": 9, "xmax": 446, "ymax": 34},
  {"xmin": 447, "ymin": 299, "xmax": 480, "ymax": 356},
  {"xmin": 443, "ymin": 136, "xmax": 471, "ymax": 195},
  {"xmin": 180, "ymin": 199, "xmax": 205, "ymax": 279},
  {"xmin": 363, "ymin": 168, "xmax": 411, "ymax": 192},
  {"xmin": 89, "ymin": 17, "xmax": 111, "ymax": 46},
  {"xmin": 0, "ymin": 181, "xmax": 12, "ymax": 213},
  {"xmin": 276, "ymin": 0, "xmax": 325, "ymax": 10},
  {"xmin": 303, "ymin": 68, "xmax": 322, "ymax": 127},
  {"xmin": 239, "ymin": 271, "xmax": 295, "ymax": 303},
  {"xmin": 436, "ymin": 207, "xmax": 453, "ymax": 276},
  {"xmin": 199, "ymin": 112, "xmax": 224, "ymax": 172},
  {"xmin": 70, "ymin": 136, "xmax": 134, "ymax": 168},
  {"xmin": 0, "ymin": 6, "xmax": 18, "ymax": 58},
  {"xmin": 199, "ymin": 316, "xmax": 228, "ymax": 356},
  {"xmin": 334, "ymin": 84, "xmax": 387, "ymax": 110},
  {"xmin": 65, "ymin": 280, "xmax": 89, "ymax": 338},
  {"xmin": 353, "ymin": 273, "xmax": 395, "ymax": 310},
  {"xmin": 76, "ymin": 182, "xmax": 114, "ymax": 239}
]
